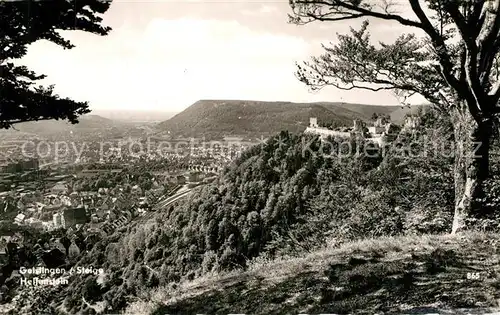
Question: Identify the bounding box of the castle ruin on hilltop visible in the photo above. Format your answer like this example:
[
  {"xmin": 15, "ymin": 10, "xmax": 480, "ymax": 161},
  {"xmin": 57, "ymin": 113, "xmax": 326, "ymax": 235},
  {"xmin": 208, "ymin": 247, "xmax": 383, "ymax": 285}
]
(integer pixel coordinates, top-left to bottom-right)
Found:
[
  {"xmin": 305, "ymin": 117, "xmax": 352, "ymax": 139},
  {"xmin": 305, "ymin": 116, "xmax": 412, "ymax": 146}
]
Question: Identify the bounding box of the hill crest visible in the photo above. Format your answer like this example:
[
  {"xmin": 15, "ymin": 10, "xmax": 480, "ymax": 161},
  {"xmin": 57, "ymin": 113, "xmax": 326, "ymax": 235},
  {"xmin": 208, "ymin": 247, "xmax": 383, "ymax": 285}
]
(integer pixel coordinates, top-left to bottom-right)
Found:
[{"xmin": 157, "ymin": 100, "xmax": 416, "ymax": 138}]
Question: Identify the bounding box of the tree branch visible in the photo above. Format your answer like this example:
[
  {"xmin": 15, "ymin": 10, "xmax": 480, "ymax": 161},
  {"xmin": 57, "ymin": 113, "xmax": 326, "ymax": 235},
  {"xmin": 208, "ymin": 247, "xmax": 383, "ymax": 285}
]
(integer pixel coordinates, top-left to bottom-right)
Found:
[
  {"xmin": 469, "ymin": 0, "xmax": 487, "ymax": 36},
  {"xmin": 491, "ymin": 80, "xmax": 500, "ymax": 102},
  {"xmin": 291, "ymin": 0, "xmax": 423, "ymax": 28},
  {"xmin": 477, "ymin": 0, "xmax": 500, "ymax": 87},
  {"xmin": 305, "ymin": 12, "xmax": 365, "ymax": 22},
  {"xmin": 407, "ymin": 0, "xmax": 461, "ymax": 93},
  {"xmin": 316, "ymin": 81, "xmax": 400, "ymax": 92},
  {"xmin": 445, "ymin": 1, "xmax": 476, "ymax": 50}
]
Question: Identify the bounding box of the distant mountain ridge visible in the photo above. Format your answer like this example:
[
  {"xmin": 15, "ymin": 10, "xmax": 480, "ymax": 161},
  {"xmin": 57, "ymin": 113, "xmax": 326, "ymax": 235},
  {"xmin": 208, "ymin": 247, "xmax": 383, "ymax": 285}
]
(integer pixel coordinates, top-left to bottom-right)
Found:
[
  {"xmin": 10, "ymin": 114, "xmax": 120, "ymax": 132},
  {"xmin": 0, "ymin": 114, "xmax": 142, "ymax": 140},
  {"xmin": 157, "ymin": 100, "xmax": 426, "ymax": 138},
  {"xmin": 91, "ymin": 110, "xmax": 178, "ymax": 122}
]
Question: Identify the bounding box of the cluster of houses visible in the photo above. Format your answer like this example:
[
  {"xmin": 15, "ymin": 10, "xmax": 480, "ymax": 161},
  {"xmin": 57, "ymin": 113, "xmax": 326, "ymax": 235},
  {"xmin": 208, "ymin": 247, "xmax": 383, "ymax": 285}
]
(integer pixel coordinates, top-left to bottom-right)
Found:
[
  {"xmin": 1, "ymin": 159, "xmax": 39, "ymax": 173},
  {"xmin": 1, "ymin": 162, "xmax": 221, "ymax": 237},
  {"xmin": 1, "ymin": 174, "xmax": 162, "ymax": 235},
  {"xmin": 0, "ymin": 135, "xmax": 245, "ymax": 260}
]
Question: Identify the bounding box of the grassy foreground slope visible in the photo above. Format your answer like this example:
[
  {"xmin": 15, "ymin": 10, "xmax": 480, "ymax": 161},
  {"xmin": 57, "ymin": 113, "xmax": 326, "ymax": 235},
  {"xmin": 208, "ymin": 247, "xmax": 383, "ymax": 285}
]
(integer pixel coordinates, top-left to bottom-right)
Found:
[{"xmin": 128, "ymin": 232, "xmax": 500, "ymax": 315}]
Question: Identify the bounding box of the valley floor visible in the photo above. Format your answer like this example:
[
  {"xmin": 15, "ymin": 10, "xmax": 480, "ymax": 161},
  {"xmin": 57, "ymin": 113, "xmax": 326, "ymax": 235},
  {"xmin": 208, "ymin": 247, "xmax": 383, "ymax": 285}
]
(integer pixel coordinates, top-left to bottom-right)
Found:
[{"xmin": 127, "ymin": 232, "xmax": 500, "ymax": 315}]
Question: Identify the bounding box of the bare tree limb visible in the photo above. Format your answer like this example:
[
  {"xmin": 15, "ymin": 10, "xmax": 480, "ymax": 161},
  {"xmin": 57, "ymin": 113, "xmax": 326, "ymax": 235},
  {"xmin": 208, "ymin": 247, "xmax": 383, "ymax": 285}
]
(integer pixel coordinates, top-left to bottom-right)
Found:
[{"xmin": 291, "ymin": 0, "xmax": 423, "ymax": 27}]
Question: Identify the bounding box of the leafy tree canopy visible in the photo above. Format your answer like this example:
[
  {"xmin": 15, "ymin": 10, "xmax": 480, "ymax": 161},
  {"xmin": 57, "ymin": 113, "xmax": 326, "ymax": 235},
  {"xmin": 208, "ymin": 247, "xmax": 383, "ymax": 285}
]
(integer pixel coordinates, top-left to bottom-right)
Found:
[
  {"xmin": 0, "ymin": 0, "xmax": 112, "ymax": 129},
  {"xmin": 289, "ymin": 0, "xmax": 500, "ymax": 233},
  {"xmin": 289, "ymin": 0, "xmax": 500, "ymax": 121}
]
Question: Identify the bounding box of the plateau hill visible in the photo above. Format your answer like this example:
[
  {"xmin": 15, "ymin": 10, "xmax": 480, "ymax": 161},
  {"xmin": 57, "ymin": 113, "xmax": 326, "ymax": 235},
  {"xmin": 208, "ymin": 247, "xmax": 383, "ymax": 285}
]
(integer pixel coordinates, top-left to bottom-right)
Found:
[{"xmin": 156, "ymin": 100, "xmax": 411, "ymax": 138}]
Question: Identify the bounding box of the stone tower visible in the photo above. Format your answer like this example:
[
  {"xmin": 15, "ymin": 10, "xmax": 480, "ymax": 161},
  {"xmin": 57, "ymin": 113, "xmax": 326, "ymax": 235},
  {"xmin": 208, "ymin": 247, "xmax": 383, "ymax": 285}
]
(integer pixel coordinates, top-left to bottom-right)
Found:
[{"xmin": 309, "ymin": 117, "xmax": 318, "ymax": 128}]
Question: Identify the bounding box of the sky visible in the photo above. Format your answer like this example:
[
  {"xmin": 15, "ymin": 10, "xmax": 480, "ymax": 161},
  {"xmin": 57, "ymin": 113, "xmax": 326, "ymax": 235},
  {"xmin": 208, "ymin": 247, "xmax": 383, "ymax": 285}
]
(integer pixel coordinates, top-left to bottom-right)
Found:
[{"xmin": 19, "ymin": 0, "xmax": 427, "ymax": 112}]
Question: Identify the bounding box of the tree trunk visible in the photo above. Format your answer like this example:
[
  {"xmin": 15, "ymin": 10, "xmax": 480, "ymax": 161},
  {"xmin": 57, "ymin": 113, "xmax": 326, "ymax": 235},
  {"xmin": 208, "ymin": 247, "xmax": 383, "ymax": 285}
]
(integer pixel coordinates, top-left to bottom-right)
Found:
[{"xmin": 451, "ymin": 104, "xmax": 492, "ymax": 234}]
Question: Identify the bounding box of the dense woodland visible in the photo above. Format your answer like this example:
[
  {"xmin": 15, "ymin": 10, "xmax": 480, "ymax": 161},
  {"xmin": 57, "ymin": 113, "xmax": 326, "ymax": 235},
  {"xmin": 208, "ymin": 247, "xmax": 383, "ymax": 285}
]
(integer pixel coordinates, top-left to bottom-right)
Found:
[{"xmin": 9, "ymin": 108, "xmax": 499, "ymax": 314}]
